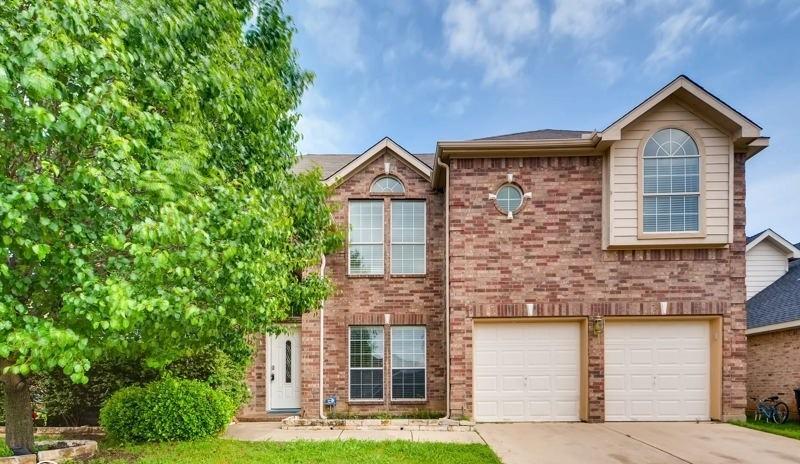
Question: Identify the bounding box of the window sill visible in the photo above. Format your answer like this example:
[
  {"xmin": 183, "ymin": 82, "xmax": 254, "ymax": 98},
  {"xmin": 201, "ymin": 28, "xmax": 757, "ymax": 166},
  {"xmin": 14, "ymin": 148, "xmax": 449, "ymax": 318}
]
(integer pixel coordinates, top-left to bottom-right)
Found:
[
  {"xmin": 347, "ymin": 274, "xmax": 385, "ymax": 279},
  {"xmin": 390, "ymin": 399, "xmax": 427, "ymax": 405},
  {"xmin": 347, "ymin": 399, "xmax": 385, "ymax": 405},
  {"xmin": 390, "ymin": 273, "xmax": 427, "ymax": 278}
]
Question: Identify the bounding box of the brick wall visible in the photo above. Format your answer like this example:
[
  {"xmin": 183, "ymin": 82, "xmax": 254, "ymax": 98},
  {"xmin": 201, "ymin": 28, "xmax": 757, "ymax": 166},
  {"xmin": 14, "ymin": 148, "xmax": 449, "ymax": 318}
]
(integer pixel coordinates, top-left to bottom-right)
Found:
[
  {"xmin": 300, "ymin": 149, "xmax": 446, "ymax": 417},
  {"xmin": 747, "ymin": 328, "xmax": 800, "ymax": 420},
  {"xmin": 446, "ymin": 154, "xmax": 747, "ymax": 421}
]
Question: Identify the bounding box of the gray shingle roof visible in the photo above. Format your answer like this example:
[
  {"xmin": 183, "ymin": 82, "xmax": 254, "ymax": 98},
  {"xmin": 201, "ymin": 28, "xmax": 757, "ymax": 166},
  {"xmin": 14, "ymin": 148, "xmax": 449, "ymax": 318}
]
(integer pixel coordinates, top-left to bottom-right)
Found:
[
  {"xmin": 473, "ymin": 129, "xmax": 591, "ymax": 141},
  {"xmin": 747, "ymin": 259, "xmax": 800, "ymax": 329},
  {"xmin": 292, "ymin": 153, "xmax": 434, "ymax": 179}
]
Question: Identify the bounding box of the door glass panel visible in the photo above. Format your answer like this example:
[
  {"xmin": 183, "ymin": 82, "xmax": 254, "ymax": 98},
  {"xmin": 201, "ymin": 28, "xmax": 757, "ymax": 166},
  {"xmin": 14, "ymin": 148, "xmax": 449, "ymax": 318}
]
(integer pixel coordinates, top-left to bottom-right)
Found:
[{"xmin": 285, "ymin": 340, "xmax": 292, "ymax": 383}]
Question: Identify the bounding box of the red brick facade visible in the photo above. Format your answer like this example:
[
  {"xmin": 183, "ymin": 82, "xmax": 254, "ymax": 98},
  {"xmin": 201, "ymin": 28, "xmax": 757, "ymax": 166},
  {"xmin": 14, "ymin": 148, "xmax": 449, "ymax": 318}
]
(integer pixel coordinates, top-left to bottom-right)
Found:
[
  {"xmin": 300, "ymin": 149, "xmax": 446, "ymax": 416},
  {"xmin": 242, "ymin": 150, "xmax": 748, "ymax": 422},
  {"xmin": 445, "ymin": 154, "xmax": 747, "ymax": 421},
  {"xmin": 747, "ymin": 328, "xmax": 800, "ymax": 421}
]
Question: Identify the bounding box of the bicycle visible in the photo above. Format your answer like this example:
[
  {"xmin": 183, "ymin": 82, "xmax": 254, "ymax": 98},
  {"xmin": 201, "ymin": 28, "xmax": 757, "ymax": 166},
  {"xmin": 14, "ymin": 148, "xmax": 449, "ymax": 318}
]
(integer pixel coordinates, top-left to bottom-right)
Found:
[{"xmin": 752, "ymin": 395, "xmax": 790, "ymax": 424}]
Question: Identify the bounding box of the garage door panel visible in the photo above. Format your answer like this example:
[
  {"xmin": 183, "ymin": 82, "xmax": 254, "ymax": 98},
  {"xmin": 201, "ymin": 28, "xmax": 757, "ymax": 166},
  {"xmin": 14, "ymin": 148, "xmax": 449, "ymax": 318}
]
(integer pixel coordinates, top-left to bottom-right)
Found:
[
  {"xmin": 605, "ymin": 321, "xmax": 710, "ymax": 422},
  {"xmin": 474, "ymin": 322, "xmax": 581, "ymax": 422}
]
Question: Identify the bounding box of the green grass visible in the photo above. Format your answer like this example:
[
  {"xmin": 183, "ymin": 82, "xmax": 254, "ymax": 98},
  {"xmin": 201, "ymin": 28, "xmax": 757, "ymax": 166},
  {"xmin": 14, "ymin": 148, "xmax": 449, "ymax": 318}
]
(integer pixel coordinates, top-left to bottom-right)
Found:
[
  {"xmin": 0, "ymin": 440, "xmax": 11, "ymax": 458},
  {"xmin": 731, "ymin": 419, "xmax": 800, "ymax": 440},
  {"xmin": 85, "ymin": 438, "xmax": 501, "ymax": 464}
]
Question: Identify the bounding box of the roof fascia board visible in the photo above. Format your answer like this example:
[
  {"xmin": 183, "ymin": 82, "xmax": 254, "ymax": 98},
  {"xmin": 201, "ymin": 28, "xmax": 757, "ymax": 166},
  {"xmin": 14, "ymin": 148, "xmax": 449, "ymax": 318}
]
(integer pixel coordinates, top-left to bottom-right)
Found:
[
  {"xmin": 325, "ymin": 137, "xmax": 432, "ymax": 187},
  {"xmin": 746, "ymin": 229, "xmax": 800, "ymax": 258},
  {"xmin": 746, "ymin": 319, "xmax": 800, "ymax": 335},
  {"xmin": 600, "ymin": 76, "xmax": 762, "ymax": 142}
]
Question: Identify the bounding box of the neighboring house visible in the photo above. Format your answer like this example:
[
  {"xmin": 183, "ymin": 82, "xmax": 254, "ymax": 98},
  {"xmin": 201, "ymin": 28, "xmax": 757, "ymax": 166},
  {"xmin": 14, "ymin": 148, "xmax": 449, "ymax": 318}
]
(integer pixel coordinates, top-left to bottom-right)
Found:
[
  {"xmin": 745, "ymin": 230, "xmax": 800, "ymax": 419},
  {"xmin": 239, "ymin": 75, "xmax": 770, "ymax": 423}
]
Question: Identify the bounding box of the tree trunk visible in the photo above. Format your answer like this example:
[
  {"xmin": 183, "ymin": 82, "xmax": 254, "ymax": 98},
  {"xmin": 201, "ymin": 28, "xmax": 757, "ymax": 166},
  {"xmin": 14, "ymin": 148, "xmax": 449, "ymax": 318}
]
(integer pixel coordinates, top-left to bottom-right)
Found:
[{"xmin": 1, "ymin": 372, "xmax": 35, "ymax": 454}]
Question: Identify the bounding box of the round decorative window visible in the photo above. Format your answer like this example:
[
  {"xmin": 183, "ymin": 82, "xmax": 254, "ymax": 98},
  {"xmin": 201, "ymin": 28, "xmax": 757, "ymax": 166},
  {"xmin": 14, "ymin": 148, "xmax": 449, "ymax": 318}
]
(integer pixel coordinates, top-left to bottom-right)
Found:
[{"xmin": 495, "ymin": 184, "xmax": 523, "ymax": 214}]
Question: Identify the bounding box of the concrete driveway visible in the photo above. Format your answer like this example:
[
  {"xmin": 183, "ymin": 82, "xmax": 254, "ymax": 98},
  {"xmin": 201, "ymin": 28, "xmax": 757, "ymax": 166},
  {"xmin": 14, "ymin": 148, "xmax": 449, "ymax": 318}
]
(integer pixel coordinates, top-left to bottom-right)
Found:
[{"xmin": 477, "ymin": 422, "xmax": 800, "ymax": 464}]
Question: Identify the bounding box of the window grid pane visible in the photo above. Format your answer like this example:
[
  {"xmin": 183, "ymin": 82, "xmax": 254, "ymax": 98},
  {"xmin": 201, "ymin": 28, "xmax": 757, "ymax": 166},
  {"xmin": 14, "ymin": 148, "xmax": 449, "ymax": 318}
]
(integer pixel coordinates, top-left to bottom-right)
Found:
[
  {"xmin": 350, "ymin": 326, "xmax": 384, "ymax": 400},
  {"xmin": 391, "ymin": 326, "xmax": 426, "ymax": 400},
  {"xmin": 391, "ymin": 201, "xmax": 426, "ymax": 274},
  {"xmin": 496, "ymin": 185, "xmax": 522, "ymax": 214},
  {"xmin": 371, "ymin": 177, "xmax": 405, "ymax": 193},
  {"xmin": 349, "ymin": 201, "xmax": 384, "ymax": 275},
  {"xmin": 642, "ymin": 129, "xmax": 700, "ymax": 233}
]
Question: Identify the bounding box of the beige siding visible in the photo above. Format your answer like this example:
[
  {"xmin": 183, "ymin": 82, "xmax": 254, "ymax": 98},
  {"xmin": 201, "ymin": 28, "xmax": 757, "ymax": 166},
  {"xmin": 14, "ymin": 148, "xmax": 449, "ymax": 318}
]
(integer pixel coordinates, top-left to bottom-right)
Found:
[
  {"xmin": 607, "ymin": 97, "xmax": 732, "ymax": 248},
  {"xmin": 746, "ymin": 240, "xmax": 789, "ymax": 299}
]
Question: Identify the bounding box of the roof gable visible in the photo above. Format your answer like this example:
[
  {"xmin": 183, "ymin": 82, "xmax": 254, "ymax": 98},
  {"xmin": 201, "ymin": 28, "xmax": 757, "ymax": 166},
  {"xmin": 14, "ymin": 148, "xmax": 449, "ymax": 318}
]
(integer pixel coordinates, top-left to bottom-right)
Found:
[
  {"xmin": 324, "ymin": 137, "xmax": 432, "ymax": 187},
  {"xmin": 601, "ymin": 75, "xmax": 762, "ymax": 143},
  {"xmin": 746, "ymin": 229, "xmax": 800, "ymax": 258}
]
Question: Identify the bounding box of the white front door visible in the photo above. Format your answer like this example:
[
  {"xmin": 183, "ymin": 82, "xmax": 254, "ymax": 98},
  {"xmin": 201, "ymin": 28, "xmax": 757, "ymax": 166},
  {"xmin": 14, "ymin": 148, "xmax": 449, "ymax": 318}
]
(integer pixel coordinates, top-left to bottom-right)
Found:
[
  {"xmin": 474, "ymin": 322, "xmax": 581, "ymax": 422},
  {"xmin": 605, "ymin": 320, "xmax": 710, "ymax": 421},
  {"xmin": 269, "ymin": 329, "xmax": 301, "ymax": 410}
]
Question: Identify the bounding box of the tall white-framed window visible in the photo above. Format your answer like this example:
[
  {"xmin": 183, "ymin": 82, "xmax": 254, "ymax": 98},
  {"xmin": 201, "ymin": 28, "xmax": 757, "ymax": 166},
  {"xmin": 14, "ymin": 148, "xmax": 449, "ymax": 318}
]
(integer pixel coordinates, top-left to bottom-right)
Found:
[
  {"xmin": 349, "ymin": 326, "xmax": 385, "ymax": 401},
  {"xmin": 391, "ymin": 326, "xmax": 426, "ymax": 400},
  {"xmin": 642, "ymin": 128, "xmax": 700, "ymax": 233},
  {"xmin": 390, "ymin": 200, "xmax": 426, "ymax": 275},
  {"xmin": 348, "ymin": 200, "xmax": 384, "ymax": 275}
]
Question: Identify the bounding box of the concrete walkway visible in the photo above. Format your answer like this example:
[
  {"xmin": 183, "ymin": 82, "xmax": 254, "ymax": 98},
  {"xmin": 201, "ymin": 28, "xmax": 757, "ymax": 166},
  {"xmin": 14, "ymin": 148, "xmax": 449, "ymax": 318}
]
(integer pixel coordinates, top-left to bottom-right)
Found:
[
  {"xmin": 224, "ymin": 422, "xmax": 484, "ymax": 444},
  {"xmin": 477, "ymin": 422, "xmax": 800, "ymax": 464}
]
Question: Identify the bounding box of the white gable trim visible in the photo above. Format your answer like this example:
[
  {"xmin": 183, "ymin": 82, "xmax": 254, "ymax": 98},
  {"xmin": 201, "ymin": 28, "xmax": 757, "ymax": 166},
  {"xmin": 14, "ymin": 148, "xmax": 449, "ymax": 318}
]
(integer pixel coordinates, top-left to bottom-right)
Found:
[
  {"xmin": 746, "ymin": 229, "xmax": 800, "ymax": 258},
  {"xmin": 600, "ymin": 75, "xmax": 762, "ymax": 142},
  {"xmin": 325, "ymin": 137, "xmax": 432, "ymax": 187}
]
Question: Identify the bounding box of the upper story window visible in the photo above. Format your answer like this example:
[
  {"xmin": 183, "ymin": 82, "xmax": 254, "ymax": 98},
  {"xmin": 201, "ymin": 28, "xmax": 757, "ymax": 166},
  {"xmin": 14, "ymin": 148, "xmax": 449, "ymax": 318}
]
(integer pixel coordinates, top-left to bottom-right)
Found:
[
  {"xmin": 371, "ymin": 176, "xmax": 405, "ymax": 194},
  {"xmin": 349, "ymin": 200, "xmax": 384, "ymax": 275},
  {"xmin": 642, "ymin": 128, "xmax": 700, "ymax": 233},
  {"xmin": 391, "ymin": 201, "xmax": 426, "ymax": 275},
  {"xmin": 495, "ymin": 184, "xmax": 523, "ymax": 215}
]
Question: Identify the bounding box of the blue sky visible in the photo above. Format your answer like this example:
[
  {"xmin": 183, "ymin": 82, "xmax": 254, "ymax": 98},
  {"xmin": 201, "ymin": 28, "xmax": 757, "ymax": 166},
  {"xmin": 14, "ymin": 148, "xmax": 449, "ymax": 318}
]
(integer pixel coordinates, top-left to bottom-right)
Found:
[{"xmin": 285, "ymin": 0, "xmax": 800, "ymax": 242}]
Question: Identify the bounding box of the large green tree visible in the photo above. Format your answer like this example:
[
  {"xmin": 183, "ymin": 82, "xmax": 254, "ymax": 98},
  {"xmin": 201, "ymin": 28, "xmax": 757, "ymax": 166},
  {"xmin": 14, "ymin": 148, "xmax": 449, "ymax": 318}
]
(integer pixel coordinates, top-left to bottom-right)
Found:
[{"xmin": 0, "ymin": 0, "xmax": 339, "ymax": 451}]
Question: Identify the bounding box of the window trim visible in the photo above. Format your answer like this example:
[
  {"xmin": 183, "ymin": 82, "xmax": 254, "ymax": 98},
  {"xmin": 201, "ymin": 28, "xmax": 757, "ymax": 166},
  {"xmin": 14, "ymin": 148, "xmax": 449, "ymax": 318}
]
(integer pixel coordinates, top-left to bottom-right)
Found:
[
  {"xmin": 370, "ymin": 175, "xmax": 406, "ymax": 195},
  {"xmin": 347, "ymin": 200, "xmax": 385, "ymax": 276},
  {"xmin": 390, "ymin": 200, "xmax": 427, "ymax": 276},
  {"xmin": 390, "ymin": 326, "xmax": 427, "ymax": 402},
  {"xmin": 348, "ymin": 325, "xmax": 385, "ymax": 402},
  {"xmin": 637, "ymin": 125, "xmax": 707, "ymax": 240}
]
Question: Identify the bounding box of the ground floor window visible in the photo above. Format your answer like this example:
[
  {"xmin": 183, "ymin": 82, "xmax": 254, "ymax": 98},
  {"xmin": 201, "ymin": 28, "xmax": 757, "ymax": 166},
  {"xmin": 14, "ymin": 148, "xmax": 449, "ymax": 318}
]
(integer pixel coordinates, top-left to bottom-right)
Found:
[
  {"xmin": 349, "ymin": 326, "xmax": 384, "ymax": 400},
  {"xmin": 391, "ymin": 326, "xmax": 426, "ymax": 400}
]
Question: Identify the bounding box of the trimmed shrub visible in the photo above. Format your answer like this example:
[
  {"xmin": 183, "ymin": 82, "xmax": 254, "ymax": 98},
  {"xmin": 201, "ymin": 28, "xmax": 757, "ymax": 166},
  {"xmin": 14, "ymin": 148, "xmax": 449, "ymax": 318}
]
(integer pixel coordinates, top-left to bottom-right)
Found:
[{"xmin": 100, "ymin": 378, "xmax": 233, "ymax": 443}]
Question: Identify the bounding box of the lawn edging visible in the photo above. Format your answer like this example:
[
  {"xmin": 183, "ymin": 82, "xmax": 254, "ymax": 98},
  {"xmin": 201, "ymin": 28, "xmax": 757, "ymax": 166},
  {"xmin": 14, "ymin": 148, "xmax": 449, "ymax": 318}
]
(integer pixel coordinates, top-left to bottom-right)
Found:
[{"xmin": 282, "ymin": 416, "xmax": 476, "ymax": 431}]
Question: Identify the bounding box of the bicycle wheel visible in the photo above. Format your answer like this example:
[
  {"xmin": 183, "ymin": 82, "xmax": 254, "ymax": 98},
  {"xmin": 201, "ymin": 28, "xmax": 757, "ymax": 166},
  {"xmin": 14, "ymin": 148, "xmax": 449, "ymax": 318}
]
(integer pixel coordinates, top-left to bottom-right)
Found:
[{"xmin": 774, "ymin": 402, "xmax": 790, "ymax": 424}]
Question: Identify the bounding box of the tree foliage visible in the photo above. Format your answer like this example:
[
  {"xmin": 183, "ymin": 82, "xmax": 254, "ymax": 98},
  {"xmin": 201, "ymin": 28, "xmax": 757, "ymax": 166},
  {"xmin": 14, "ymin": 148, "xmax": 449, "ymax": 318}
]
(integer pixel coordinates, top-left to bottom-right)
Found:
[{"xmin": 0, "ymin": 0, "xmax": 338, "ymax": 394}]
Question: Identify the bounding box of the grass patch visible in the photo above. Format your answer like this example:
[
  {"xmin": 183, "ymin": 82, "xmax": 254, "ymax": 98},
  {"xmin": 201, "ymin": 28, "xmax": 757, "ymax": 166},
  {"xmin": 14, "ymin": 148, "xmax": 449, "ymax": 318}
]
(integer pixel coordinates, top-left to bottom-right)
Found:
[
  {"xmin": 0, "ymin": 440, "xmax": 11, "ymax": 458},
  {"xmin": 86, "ymin": 438, "xmax": 501, "ymax": 464},
  {"xmin": 731, "ymin": 419, "xmax": 800, "ymax": 440}
]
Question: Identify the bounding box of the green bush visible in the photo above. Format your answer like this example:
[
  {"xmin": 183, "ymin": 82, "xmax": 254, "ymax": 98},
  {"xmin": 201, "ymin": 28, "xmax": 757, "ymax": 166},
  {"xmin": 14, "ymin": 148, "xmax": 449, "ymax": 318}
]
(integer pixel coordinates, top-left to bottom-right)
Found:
[
  {"xmin": 0, "ymin": 347, "xmax": 252, "ymax": 427},
  {"xmin": 100, "ymin": 378, "xmax": 234, "ymax": 443}
]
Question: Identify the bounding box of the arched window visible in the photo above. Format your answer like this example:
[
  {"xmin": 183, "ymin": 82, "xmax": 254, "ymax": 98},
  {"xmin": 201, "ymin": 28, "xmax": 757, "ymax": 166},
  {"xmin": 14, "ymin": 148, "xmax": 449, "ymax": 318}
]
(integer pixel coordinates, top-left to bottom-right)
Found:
[
  {"xmin": 370, "ymin": 176, "xmax": 405, "ymax": 194},
  {"xmin": 642, "ymin": 128, "xmax": 700, "ymax": 232}
]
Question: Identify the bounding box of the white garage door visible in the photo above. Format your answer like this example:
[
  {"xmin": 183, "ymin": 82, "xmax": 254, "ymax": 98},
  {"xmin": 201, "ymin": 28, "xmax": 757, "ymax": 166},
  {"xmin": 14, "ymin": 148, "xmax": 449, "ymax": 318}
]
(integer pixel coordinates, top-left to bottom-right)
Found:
[
  {"xmin": 474, "ymin": 322, "xmax": 581, "ymax": 422},
  {"xmin": 605, "ymin": 320, "xmax": 710, "ymax": 421}
]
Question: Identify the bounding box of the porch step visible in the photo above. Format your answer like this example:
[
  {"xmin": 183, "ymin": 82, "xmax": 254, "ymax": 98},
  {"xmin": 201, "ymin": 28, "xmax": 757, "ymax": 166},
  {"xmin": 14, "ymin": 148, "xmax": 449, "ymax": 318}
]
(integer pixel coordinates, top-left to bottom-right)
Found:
[{"xmin": 237, "ymin": 410, "xmax": 300, "ymax": 422}]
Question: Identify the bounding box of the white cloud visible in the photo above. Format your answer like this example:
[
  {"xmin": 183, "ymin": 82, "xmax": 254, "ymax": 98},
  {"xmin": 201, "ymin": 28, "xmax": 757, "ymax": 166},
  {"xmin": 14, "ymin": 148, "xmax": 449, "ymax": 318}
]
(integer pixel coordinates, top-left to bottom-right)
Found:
[
  {"xmin": 294, "ymin": 0, "xmax": 365, "ymax": 71},
  {"xmin": 295, "ymin": 89, "xmax": 346, "ymax": 154},
  {"xmin": 442, "ymin": 0, "xmax": 541, "ymax": 84},
  {"xmin": 433, "ymin": 94, "xmax": 473, "ymax": 117},
  {"xmin": 549, "ymin": 0, "xmax": 625, "ymax": 40},
  {"xmin": 644, "ymin": 1, "xmax": 744, "ymax": 72}
]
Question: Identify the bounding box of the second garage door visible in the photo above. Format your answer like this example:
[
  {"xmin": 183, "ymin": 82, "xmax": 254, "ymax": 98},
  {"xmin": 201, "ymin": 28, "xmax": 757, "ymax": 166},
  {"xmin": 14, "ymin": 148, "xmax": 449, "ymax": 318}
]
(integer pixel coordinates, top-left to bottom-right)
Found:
[
  {"xmin": 474, "ymin": 322, "xmax": 581, "ymax": 422},
  {"xmin": 605, "ymin": 320, "xmax": 710, "ymax": 421}
]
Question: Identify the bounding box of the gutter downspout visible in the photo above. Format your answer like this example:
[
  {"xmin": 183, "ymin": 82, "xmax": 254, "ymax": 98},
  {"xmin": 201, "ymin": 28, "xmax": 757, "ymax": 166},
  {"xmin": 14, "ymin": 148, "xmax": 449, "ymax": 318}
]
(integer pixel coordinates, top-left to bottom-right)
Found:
[
  {"xmin": 436, "ymin": 158, "xmax": 450, "ymax": 419},
  {"xmin": 318, "ymin": 253, "xmax": 327, "ymax": 419}
]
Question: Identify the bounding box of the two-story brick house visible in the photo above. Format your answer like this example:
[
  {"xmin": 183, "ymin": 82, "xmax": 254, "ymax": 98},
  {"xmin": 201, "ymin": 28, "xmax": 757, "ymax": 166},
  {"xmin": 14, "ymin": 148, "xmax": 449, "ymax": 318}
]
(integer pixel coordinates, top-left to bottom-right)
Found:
[{"xmin": 240, "ymin": 75, "xmax": 769, "ymax": 423}]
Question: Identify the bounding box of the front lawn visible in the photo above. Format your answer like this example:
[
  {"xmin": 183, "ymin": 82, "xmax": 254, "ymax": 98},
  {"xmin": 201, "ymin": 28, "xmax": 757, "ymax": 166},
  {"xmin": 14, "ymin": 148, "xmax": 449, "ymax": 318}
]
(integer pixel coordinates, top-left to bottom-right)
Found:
[
  {"xmin": 86, "ymin": 438, "xmax": 501, "ymax": 464},
  {"xmin": 731, "ymin": 419, "xmax": 800, "ymax": 440}
]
